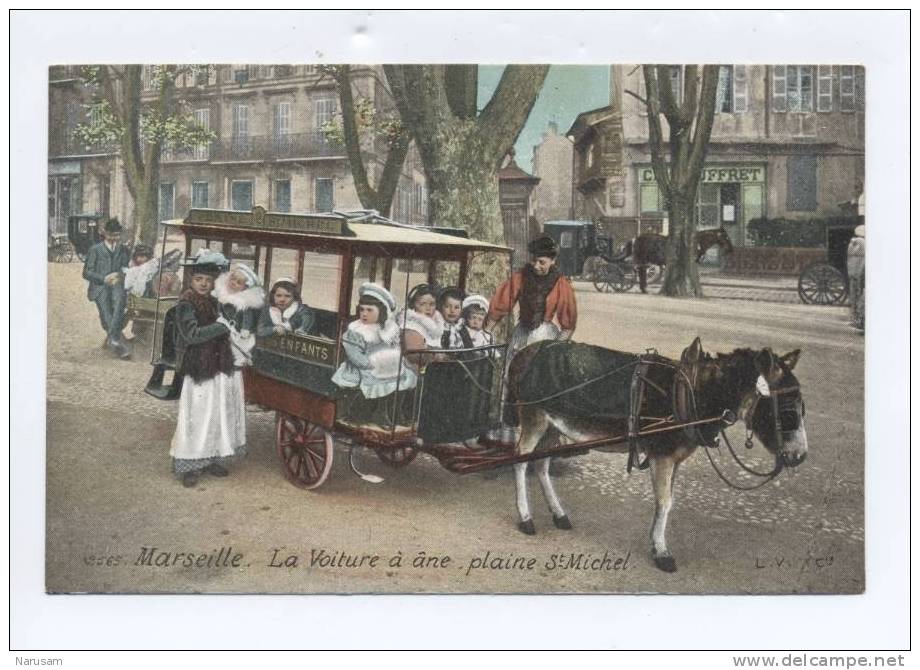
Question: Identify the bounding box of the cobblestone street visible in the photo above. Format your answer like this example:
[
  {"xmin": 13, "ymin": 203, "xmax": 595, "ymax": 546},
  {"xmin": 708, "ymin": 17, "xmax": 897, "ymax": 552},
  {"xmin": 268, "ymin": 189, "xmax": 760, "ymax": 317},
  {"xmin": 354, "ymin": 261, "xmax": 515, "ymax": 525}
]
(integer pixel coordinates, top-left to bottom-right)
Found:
[{"xmin": 45, "ymin": 261, "xmax": 865, "ymax": 595}]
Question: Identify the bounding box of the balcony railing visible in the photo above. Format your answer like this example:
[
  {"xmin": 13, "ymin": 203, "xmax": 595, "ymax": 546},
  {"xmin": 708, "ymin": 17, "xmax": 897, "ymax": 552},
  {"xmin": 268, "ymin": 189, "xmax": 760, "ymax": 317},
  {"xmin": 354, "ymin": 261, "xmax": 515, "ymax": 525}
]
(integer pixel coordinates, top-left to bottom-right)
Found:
[
  {"xmin": 49, "ymin": 134, "xmax": 118, "ymax": 158},
  {"xmin": 209, "ymin": 131, "xmax": 345, "ymax": 162}
]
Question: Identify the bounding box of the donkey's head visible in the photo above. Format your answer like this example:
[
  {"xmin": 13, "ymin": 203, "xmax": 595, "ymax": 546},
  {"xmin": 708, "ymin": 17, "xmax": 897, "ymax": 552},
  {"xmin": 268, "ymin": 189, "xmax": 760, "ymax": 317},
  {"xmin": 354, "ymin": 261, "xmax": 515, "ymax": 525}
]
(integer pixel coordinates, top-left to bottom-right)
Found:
[
  {"xmin": 743, "ymin": 347, "xmax": 808, "ymax": 467},
  {"xmin": 687, "ymin": 338, "xmax": 807, "ymax": 468},
  {"xmin": 714, "ymin": 226, "xmax": 734, "ymax": 255}
]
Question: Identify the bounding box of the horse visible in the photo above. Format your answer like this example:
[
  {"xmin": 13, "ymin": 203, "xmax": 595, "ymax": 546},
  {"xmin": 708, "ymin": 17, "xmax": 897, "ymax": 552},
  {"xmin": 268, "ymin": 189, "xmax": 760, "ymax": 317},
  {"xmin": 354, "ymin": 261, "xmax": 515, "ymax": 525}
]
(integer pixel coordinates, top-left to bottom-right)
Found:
[
  {"xmin": 621, "ymin": 227, "xmax": 734, "ymax": 293},
  {"xmin": 504, "ymin": 336, "xmax": 807, "ymax": 573}
]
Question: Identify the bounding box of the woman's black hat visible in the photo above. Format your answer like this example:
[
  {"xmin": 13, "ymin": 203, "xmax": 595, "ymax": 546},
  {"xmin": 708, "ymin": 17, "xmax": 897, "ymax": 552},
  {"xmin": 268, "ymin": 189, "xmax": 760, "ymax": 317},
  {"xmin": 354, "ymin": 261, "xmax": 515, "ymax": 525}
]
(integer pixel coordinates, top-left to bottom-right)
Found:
[{"xmin": 527, "ymin": 235, "xmax": 558, "ymax": 258}]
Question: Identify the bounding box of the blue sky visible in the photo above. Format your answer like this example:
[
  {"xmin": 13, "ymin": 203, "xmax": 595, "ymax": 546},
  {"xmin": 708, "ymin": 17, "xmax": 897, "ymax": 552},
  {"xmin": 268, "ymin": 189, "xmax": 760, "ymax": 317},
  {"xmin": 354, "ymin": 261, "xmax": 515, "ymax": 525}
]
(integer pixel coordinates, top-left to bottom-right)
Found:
[{"xmin": 478, "ymin": 65, "xmax": 610, "ymax": 172}]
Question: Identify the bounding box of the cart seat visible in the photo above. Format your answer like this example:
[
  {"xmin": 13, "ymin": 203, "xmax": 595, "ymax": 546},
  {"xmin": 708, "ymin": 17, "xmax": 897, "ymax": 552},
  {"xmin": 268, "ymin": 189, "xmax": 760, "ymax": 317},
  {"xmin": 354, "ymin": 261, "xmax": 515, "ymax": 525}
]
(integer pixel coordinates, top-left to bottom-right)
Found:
[{"xmin": 144, "ymin": 305, "xmax": 183, "ymax": 400}]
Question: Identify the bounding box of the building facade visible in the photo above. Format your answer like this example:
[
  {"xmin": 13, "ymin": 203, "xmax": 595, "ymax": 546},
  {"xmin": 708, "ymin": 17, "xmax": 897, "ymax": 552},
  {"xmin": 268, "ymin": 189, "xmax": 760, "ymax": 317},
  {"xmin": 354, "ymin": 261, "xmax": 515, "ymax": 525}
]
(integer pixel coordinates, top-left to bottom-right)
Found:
[
  {"xmin": 529, "ymin": 121, "xmax": 573, "ymax": 223},
  {"xmin": 48, "ymin": 65, "xmax": 428, "ymax": 239},
  {"xmin": 569, "ymin": 64, "xmax": 865, "ymax": 249}
]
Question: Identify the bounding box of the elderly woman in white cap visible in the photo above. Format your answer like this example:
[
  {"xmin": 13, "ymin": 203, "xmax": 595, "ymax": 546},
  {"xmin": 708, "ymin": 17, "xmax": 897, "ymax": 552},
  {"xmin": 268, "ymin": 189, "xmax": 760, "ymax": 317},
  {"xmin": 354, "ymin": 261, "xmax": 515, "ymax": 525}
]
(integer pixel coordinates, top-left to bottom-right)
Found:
[
  {"xmin": 331, "ymin": 282, "xmax": 417, "ymax": 429},
  {"xmin": 212, "ymin": 263, "xmax": 265, "ymax": 367},
  {"xmin": 170, "ymin": 249, "xmax": 248, "ymax": 487}
]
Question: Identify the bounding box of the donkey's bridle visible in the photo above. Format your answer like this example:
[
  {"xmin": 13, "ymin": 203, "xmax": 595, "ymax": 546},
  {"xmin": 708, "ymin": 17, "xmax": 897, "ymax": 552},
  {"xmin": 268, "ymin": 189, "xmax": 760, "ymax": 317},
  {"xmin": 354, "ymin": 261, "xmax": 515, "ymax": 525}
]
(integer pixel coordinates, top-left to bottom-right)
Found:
[{"xmin": 742, "ymin": 381, "xmax": 803, "ymax": 451}]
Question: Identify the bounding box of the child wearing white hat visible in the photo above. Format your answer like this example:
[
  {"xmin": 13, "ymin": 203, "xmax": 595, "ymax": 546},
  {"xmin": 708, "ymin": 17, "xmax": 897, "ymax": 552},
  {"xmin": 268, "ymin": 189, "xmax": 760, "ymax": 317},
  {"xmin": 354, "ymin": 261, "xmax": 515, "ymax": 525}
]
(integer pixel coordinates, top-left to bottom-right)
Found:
[
  {"xmin": 458, "ymin": 294, "xmax": 494, "ymax": 350},
  {"xmin": 331, "ymin": 283, "xmax": 417, "ymax": 429},
  {"xmin": 212, "ymin": 263, "xmax": 265, "ymax": 367}
]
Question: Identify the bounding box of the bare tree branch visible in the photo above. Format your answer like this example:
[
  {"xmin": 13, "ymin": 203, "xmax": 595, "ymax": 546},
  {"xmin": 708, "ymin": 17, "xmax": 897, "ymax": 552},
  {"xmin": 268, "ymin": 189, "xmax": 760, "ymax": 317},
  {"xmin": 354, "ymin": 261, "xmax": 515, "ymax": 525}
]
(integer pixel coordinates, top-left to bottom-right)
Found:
[
  {"xmin": 444, "ymin": 64, "xmax": 478, "ymax": 120},
  {"xmin": 623, "ymin": 88, "xmax": 647, "ymax": 106},
  {"xmin": 477, "ymin": 64, "xmax": 550, "ymax": 162},
  {"xmin": 684, "ymin": 64, "xmax": 720, "ymax": 190}
]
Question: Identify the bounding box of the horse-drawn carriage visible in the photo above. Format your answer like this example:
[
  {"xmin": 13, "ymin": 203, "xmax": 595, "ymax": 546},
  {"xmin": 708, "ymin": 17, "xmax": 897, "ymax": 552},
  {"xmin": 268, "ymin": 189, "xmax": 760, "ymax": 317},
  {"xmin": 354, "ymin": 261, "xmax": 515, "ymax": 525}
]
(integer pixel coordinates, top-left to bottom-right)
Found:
[
  {"xmin": 796, "ymin": 221, "xmax": 862, "ymax": 305},
  {"xmin": 590, "ymin": 227, "xmax": 733, "ymax": 294},
  {"xmin": 143, "ymin": 207, "xmax": 809, "ymax": 572}
]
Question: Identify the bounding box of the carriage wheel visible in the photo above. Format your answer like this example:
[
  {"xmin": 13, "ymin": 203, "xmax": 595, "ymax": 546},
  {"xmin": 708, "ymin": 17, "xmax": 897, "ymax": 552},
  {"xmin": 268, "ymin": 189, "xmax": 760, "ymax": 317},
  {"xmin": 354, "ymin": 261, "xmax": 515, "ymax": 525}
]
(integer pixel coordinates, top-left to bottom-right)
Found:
[
  {"xmin": 376, "ymin": 445, "xmax": 418, "ymax": 469},
  {"xmin": 592, "ymin": 262, "xmax": 612, "ymax": 292},
  {"xmin": 798, "ymin": 262, "xmax": 848, "ymax": 305},
  {"xmin": 275, "ymin": 412, "xmax": 334, "ymax": 489},
  {"xmin": 608, "ymin": 263, "xmax": 636, "ymax": 292}
]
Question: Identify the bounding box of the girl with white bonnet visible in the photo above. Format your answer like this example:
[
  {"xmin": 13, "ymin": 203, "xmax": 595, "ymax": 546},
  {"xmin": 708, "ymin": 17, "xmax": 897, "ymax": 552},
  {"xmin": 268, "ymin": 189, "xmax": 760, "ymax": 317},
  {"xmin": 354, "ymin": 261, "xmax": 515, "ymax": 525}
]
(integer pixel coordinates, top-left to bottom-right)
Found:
[
  {"xmin": 332, "ymin": 283, "xmax": 417, "ymax": 428},
  {"xmin": 257, "ymin": 277, "xmax": 317, "ymax": 337},
  {"xmin": 212, "ymin": 263, "xmax": 265, "ymax": 367},
  {"xmin": 458, "ymin": 293, "xmax": 494, "ymax": 350}
]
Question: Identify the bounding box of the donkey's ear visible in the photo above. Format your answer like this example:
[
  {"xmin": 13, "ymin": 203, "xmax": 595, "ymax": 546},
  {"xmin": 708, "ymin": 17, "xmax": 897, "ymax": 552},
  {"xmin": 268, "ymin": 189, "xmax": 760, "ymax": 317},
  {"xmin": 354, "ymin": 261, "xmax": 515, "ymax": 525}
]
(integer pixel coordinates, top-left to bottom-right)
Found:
[
  {"xmin": 755, "ymin": 347, "xmax": 775, "ymax": 375},
  {"xmin": 780, "ymin": 349, "xmax": 802, "ymax": 370},
  {"xmin": 682, "ymin": 337, "xmax": 703, "ymax": 363}
]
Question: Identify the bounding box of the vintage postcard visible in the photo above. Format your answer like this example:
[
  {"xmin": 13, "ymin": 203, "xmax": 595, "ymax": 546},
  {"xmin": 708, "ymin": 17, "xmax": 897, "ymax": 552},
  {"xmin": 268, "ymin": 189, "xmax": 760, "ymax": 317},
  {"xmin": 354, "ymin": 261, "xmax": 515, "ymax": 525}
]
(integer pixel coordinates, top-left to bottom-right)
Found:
[{"xmin": 42, "ymin": 59, "xmax": 868, "ymax": 598}]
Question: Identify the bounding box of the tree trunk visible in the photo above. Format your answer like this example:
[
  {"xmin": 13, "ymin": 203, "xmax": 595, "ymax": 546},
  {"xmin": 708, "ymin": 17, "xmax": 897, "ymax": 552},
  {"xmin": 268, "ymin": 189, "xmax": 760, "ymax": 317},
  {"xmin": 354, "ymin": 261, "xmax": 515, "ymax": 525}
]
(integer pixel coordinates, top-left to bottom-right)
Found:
[
  {"xmin": 660, "ymin": 194, "xmax": 701, "ymax": 296},
  {"xmin": 424, "ymin": 119, "xmax": 502, "ymax": 243},
  {"xmin": 133, "ymin": 163, "xmax": 160, "ymax": 247}
]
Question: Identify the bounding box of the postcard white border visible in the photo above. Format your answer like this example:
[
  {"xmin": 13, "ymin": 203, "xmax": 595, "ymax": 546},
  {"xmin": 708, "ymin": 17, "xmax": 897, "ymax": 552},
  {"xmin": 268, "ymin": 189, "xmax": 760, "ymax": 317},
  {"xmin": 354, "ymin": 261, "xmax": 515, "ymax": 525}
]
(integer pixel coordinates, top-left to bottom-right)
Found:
[{"xmin": 10, "ymin": 9, "xmax": 910, "ymax": 651}]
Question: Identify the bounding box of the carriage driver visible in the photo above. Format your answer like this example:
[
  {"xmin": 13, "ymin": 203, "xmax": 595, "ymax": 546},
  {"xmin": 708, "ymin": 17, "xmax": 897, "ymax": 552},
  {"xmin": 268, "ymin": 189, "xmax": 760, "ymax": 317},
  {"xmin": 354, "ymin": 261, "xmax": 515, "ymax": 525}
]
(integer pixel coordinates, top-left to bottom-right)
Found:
[{"xmin": 485, "ymin": 235, "xmax": 577, "ymax": 358}]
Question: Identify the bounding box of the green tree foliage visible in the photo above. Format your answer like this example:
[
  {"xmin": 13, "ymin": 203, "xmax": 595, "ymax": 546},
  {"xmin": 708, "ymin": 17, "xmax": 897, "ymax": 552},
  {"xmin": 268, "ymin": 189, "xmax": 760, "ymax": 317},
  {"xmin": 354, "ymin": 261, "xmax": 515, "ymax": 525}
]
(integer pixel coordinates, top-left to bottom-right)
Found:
[{"xmin": 74, "ymin": 65, "xmax": 215, "ymax": 245}]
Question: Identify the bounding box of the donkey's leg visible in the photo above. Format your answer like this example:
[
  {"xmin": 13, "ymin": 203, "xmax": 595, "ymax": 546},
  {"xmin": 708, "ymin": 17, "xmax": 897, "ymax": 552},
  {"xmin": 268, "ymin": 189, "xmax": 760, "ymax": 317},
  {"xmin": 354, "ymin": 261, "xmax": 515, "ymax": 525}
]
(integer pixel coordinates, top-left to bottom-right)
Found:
[
  {"xmin": 514, "ymin": 407, "xmax": 549, "ymax": 535},
  {"xmin": 638, "ymin": 265, "xmax": 648, "ymax": 293},
  {"xmin": 649, "ymin": 454, "xmax": 679, "ymax": 573},
  {"xmin": 535, "ymin": 455, "xmax": 572, "ymax": 529}
]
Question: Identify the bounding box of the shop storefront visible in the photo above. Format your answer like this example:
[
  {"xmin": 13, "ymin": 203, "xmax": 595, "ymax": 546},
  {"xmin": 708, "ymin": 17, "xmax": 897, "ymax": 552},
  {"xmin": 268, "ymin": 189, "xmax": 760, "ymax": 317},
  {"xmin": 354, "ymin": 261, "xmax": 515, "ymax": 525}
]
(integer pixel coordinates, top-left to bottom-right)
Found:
[{"xmin": 637, "ymin": 163, "xmax": 766, "ymax": 247}]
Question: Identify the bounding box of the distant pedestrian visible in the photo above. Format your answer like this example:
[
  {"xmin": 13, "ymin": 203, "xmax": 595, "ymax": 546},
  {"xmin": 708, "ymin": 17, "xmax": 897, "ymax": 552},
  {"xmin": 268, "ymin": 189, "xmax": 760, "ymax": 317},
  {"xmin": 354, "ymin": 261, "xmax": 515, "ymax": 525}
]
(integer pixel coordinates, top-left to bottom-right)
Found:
[{"xmin": 82, "ymin": 218, "xmax": 131, "ymax": 358}]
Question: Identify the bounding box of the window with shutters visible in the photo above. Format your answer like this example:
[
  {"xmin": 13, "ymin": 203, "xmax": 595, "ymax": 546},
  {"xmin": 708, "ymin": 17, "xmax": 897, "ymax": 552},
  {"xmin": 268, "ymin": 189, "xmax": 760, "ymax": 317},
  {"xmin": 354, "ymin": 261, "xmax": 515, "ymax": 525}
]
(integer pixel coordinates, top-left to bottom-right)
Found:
[
  {"xmin": 193, "ymin": 108, "xmax": 210, "ymax": 159},
  {"xmin": 315, "ymin": 178, "xmax": 335, "ymax": 212},
  {"xmin": 733, "ymin": 65, "xmax": 748, "ymax": 113},
  {"xmin": 314, "ymin": 97, "xmax": 337, "ymax": 129},
  {"xmin": 191, "ymin": 181, "xmax": 209, "ymax": 208},
  {"xmin": 233, "ymin": 105, "xmax": 249, "ymax": 140},
  {"xmin": 774, "ymin": 65, "xmax": 815, "ymax": 112},
  {"xmin": 840, "ymin": 65, "xmax": 856, "ymax": 112},
  {"xmin": 716, "ymin": 66, "xmax": 733, "ymax": 113},
  {"xmin": 818, "ymin": 66, "xmax": 834, "ymax": 112},
  {"xmin": 787, "ymin": 155, "xmax": 817, "ymax": 211},
  {"xmin": 274, "ymin": 180, "xmax": 292, "ymax": 213}
]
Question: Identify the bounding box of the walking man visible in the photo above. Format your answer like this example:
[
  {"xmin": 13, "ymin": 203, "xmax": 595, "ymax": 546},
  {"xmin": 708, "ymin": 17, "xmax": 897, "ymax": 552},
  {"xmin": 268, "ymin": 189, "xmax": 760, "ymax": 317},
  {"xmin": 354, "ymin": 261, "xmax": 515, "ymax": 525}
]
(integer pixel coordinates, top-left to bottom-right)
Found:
[{"xmin": 83, "ymin": 218, "xmax": 131, "ymax": 358}]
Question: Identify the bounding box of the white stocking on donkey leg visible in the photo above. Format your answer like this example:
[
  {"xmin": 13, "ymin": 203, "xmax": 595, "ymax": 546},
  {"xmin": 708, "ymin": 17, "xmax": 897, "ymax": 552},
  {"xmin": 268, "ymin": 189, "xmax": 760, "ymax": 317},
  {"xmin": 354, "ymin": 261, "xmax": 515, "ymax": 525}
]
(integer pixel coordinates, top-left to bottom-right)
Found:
[
  {"xmin": 514, "ymin": 407, "xmax": 548, "ymax": 535},
  {"xmin": 649, "ymin": 455, "xmax": 679, "ymax": 572},
  {"xmin": 536, "ymin": 456, "xmax": 571, "ymax": 529}
]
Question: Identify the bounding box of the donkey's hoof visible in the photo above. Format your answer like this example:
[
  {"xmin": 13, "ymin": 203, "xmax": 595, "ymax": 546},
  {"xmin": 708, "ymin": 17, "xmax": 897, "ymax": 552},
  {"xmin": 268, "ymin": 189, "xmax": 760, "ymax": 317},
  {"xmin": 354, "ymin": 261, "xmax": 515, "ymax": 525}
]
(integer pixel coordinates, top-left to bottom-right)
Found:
[
  {"xmin": 553, "ymin": 514, "xmax": 573, "ymax": 530},
  {"xmin": 518, "ymin": 519, "xmax": 536, "ymax": 535},
  {"xmin": 654, "ymin": 555, "xmax": 677, "ymax": 573}
]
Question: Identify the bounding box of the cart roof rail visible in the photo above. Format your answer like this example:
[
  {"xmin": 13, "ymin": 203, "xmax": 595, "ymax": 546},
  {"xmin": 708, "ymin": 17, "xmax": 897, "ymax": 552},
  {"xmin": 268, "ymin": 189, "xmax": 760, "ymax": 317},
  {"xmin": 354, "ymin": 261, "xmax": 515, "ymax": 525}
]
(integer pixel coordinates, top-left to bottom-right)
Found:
[{"xmin": 164, "ymin": 207, "xmax": 510, "ymax": 253}]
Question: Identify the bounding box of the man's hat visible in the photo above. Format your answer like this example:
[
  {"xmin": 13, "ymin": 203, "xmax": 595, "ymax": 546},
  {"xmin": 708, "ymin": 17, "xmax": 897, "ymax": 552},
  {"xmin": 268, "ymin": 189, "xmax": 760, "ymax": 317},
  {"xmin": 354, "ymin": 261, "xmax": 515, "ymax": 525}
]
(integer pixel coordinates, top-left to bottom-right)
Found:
[
  {"xmin": 527, "ymin": 235, "xmax": 558, "ymax": 258},
  {"xmin": 103, "ymin": 218, "xmax": 123, "ymax": 234}
]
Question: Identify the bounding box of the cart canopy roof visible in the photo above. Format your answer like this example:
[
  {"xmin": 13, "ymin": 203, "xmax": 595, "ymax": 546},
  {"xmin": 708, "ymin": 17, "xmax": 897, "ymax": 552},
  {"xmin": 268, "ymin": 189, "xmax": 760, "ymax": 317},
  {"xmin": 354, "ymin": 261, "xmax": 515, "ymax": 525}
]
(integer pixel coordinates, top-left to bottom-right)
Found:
[{"xmin": 164, "ymin": 208, "xmax": 510, "ymax": 256}]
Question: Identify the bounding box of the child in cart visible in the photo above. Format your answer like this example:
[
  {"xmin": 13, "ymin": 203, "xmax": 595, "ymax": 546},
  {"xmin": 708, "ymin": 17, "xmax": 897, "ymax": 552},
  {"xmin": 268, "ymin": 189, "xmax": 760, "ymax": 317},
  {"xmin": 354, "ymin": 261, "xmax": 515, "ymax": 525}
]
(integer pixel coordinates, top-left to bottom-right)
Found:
[
  {"xmin": 212, "ymin": 263, "xmax": 265, "ymax": 367},
  {"xmin": 257, "ymin": 277, "xmax": 317, "ymax": 337},
  {"xmin": 457, "ymin": 294, "xmax": 495, "ymax": 354},
  {"xmin": 437, "ymin": 286, "xmax": 465, "ymax": 350},
  {"xmin": 332, "ymin": 283, "xmax": 417, "ymax": 431}
]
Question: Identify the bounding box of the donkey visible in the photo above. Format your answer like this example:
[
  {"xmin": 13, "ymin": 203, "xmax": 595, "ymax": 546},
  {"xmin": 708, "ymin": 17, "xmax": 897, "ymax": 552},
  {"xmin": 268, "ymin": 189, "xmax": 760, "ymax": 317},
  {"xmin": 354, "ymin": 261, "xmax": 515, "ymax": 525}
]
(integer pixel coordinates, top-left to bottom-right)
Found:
[
  {"xmin": 623, "ymin": 227, "xmax": 734, "ymax": 293},
  {"xmin": 505, "ymin": 336, "xmax": 807, "ymax": 572}
]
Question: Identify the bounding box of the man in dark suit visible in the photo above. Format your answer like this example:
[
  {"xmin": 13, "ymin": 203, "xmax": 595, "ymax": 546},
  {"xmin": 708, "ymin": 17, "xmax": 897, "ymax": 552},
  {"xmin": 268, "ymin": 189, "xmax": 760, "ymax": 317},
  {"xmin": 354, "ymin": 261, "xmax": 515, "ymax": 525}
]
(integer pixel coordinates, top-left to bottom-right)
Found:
[{"xmin": 83, "ymin": 218, "xmax": 132, "ymax": 358}]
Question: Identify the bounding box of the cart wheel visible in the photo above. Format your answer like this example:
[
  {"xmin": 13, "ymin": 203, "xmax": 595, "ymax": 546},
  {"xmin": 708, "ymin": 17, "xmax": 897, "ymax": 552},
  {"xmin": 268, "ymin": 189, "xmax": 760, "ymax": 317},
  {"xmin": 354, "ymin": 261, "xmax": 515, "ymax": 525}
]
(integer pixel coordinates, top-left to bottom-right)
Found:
[
  {"xmin": 609, "ymin": 263, "xmax": 636, "ymax": 292},
  {"xmin": 275, "ymin": 412, "xmax": 334, "ymax": 489},
  {"xmin": 376, "ymin": 446, "xmax": 418, "ymax": 469},
  {"xmin": 592, "ymin": 262, "xmax": 612, "ymax": 292},
  {"xmin": 798, "ymin": 262, "xmax": 848, "ymax": 305}
]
